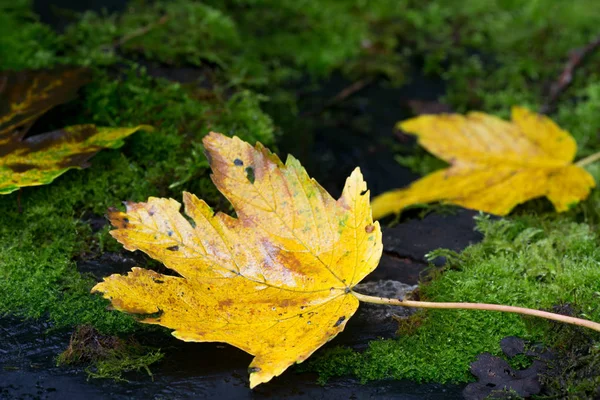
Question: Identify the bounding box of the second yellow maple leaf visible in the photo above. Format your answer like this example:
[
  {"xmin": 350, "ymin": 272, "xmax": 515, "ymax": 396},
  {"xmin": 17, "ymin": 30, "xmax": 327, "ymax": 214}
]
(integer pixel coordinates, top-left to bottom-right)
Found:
[{"xmin": 372, "ymin": 106, "xmax": 595, "ymax": 218}]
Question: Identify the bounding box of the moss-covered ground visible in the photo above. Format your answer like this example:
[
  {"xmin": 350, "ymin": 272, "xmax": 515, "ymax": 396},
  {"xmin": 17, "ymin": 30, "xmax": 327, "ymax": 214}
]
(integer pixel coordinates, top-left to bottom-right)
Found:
[{"xmin": 3, "ymin": 0, "xmax": 600, "ymax": 395}]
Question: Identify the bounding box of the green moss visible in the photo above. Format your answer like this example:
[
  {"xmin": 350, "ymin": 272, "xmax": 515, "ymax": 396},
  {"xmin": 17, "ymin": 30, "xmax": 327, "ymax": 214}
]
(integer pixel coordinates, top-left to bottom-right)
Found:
[
  {"xmin": 0, "ymin": 1, "xmax": 62, "ymax": 69},
  {"xmin": 54, "ymin": 0, "xmax": 409, "ymax": 87},
  {"xmin": 57, "ymin": 325, "xmax": 163, "ymax": 381},
  {"xmin": 301, "ymin": 347, "xmax": 363, "ymax": 385},
  {"xmin": 308, "ymin": 215, "xmax": 600, "ymax": 383},
  {"xmin": 394, "ymin": 150, "xmax": 447, "ymax": 177},
  {"xmin": 506, "ymin": 353, "xmax": 533, "ymax": 371},
  {"xmin": 59, "ymin": 1, "xmax": 239, "ymax": 69},
  {"xmin": 555, "ymin": 82, "xmax": 600, "ymax": 156},
  {"xmin": 201, "ymin": 0, "xmax": 408, "ymax": 85},
  {"xmin": 403, "ymin": 0, "xmax": 600, "ymax": 113},
  {"xmin": 540, "ymin": 340, "xmax": 600, "ymax": 398}
]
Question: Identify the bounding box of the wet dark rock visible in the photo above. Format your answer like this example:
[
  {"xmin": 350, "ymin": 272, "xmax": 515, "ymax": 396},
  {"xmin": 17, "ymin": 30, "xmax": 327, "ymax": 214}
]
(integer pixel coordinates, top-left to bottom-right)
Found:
[
  {"xmin": 499, "ymin": 336, "xmax": 526, "ymax": 358},
  {"xmin": 0, "ymin": 317, "xmax": 71, "ymax": 372},
  {"xmin": 283, "ymin": 71, "xmax": 446, "ymax": 200},
  {"xmin": 353, "ymin": 280, "xmax": 417, "ymax": 323},
  {"xmin": 367, "ymin": 252, "xmax": 428, "ymax": 285},
  {"xmin": 463, "ymin": 353, "xmax": 544, "ymax": 399},
  {"xmin": 366, "ymin": 209, "xmax": 485, "ymax": 285},
  {"xmin": 463, "ymin": 337, "xmax": 554, "ymax": 400},
  {"xmin": 0, "ymin": 315, "xmax": 466, "ymax": 399},
  {"xmin": 338, "ymin": 280, "xmax": 418, "ymax": 348},
  {"xmin": 77, "ymin": 252, "xmax": 139, "ymax": 281},
  {"xmin": 383, "ymin": 209, "xmax": 483, "ymax": 266},
  {"xmin": 81, "ymin": 213, "xmax": 108, "ymax": 233}
]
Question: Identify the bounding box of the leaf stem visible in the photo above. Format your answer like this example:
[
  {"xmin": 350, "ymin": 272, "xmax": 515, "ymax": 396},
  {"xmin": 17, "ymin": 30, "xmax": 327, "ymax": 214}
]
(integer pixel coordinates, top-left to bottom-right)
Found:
[
  {"xmin": 351, "ymin": 291, "xmax": 600, "ymax": 333},
  {"xmin": 575, "ymin": 150, "xmax": 600, "ymax": 167}
]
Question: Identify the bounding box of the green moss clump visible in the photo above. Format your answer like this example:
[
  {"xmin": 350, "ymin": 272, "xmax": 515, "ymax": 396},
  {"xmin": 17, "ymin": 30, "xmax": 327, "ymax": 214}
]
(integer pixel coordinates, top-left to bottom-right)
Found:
[
  {"xmin": 541, "ymin": 340, "xmax": 600, "ymax": 398},
  {"xmin": 300, "ymin": 347, "xmax": 363, "ymax": 385},
  {"xmin": 57, "ymin": 325, "xmax": 163, "ymax": 381},
  {"xmin": 394, "ymin": 150, "xmax": 447, "ymax": 178},
  {"xmin": 308, "ymin": 215, "xmax": 600, "ymax": 383},
  {"xmin": 59, "ymin": 1, "xmax": 240, "ymax": 69},
  {"xmin": 0, "ymin": 1, "xmax": 62, "ymax": 69},
  {"xmin": 407, "ymin": 0, "xmax": 600, "ymax": 116}
]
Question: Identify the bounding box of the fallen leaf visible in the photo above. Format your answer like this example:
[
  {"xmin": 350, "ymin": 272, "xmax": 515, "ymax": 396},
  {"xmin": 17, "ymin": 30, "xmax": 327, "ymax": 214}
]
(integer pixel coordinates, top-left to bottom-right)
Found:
[
  {"xmin": 0, "ymin": 67, "xmax": 91, "ymax": 141},
  {"xmin": 0, "ymin": 68, "xmax": 150, "ymax": 194},
  {"xmin": 92, "ymin": 132, "xmax": 382, "ymax": 388},
  {"xmin": 372, "ymin": 106, "xmax": 595, "ymax": 218},
  {"xmin": 0, "ymin": 125, "xmax": 150, "ymax": 194}
]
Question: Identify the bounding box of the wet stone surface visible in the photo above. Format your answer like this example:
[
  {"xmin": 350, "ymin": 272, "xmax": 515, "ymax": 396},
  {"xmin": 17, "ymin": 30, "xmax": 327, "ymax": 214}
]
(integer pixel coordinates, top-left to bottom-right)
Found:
[
  {"xmin": 382, "ymin": 209, "xmax": 483, "ymax": 267},
  {"xmin": 0, "ymin": 291, "xmax": 465, "ymax": 400},
  {"xmin": 351, "ymin": 280, "xmax": 418, "ymax": 346}
]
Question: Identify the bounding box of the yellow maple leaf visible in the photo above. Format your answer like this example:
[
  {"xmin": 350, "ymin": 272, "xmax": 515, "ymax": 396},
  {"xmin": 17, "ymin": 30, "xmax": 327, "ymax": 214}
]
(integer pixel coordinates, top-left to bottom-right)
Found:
[
  {"xmin": 92, "ymin": 132, "xmax": 382, "ymax": 388},
  {"xmin": 372, "ymin": 106, "xmax": 596, "ymax": 218}
]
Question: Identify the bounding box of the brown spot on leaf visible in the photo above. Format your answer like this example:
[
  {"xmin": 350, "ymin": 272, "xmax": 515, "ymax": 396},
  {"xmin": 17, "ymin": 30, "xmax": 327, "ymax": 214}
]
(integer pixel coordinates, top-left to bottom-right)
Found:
[
  {"xmin": 219, "ymin": 299, "xmax": 234, "ymax": 309},
  {"xmin": 333, "ymin": 316, "xmax": 346, "ymax": 327},
  {"xmin": 365, "ymin": 224, "xmax": 375, "ymax": 233},
  {"xmin": 272, "ymin": 247, "xmax": 309, "ymax": 276},
  {"xmin": 167, "ymin": 245, "xmax": 179, "ymax": 251},
  {"xmin": 277, "ymin": 298, "xmax": 301, "ymax": 308}
]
